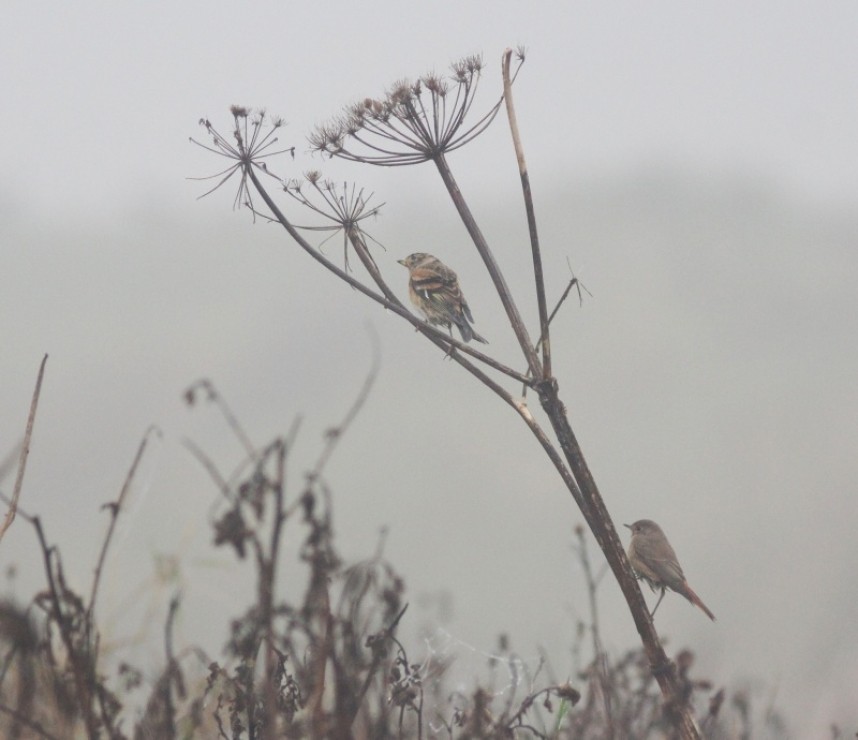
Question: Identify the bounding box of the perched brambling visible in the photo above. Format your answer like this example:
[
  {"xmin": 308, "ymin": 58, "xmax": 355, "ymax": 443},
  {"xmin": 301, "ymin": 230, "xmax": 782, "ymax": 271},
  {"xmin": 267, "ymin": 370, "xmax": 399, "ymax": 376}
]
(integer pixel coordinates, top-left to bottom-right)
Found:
[{"xmin": 397, "ymin": 253, "xmax": 488, "ymax": 344}]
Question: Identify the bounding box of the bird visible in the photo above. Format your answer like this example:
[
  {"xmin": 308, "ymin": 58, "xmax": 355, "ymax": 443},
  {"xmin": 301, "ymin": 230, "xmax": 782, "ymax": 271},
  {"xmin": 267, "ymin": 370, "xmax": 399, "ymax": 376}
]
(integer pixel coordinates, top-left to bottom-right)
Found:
[
  {"xmin": 624, "ymin": 519, "xmax": 715, "ymax": 621},
  {"xmin": 397, "ymin": 252, "xmax": 488, "ymax": 344}
]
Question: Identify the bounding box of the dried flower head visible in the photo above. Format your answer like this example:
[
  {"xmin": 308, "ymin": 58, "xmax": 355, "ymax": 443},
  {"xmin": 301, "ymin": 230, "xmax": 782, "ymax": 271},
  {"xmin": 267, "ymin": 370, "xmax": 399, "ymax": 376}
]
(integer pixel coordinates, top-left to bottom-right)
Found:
[
  {"xmin": 283, "ymin": 176, "xmax": 385, "ymax": 271},
  {"xmin": 190, "ymin": 107, "xmax": 294, "ymax": 215},
  {"xmin": 309, "ymin": 53, "xmax": 523, "ymax": 166}
]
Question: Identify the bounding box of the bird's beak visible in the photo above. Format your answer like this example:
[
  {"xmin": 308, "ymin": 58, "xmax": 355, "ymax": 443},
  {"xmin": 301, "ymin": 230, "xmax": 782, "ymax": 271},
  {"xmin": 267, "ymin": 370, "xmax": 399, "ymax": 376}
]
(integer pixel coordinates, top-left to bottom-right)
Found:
[
  {"xmin": 623, "ymin": 523, "xmax": 632, "ymax": 530},
  {"xmin": 397, "ymin": 258, "xmax": 406, "ymax": 266}
]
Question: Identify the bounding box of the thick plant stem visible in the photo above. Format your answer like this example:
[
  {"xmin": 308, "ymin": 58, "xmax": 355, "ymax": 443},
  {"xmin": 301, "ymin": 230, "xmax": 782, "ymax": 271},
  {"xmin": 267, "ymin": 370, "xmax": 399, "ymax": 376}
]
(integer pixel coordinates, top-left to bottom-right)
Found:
[
  {"xmin": 501, "ymin": 49, "xmax": 552, "ymax": 379},
  {"xmin": 537, "ymin": 379, "xmax": 701, "ymax": 739}
]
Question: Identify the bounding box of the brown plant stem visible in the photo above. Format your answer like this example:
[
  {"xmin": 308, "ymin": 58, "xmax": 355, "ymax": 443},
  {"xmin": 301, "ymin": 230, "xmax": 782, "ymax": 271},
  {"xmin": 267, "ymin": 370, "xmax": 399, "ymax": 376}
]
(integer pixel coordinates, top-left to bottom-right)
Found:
[
  {"xmin": 537, "ymin": 381, "xmax": 701, "ymax": 739},
  {"xmin": 501, "ymin": 50, "xmax": 552, "ymax": 379},
  {"xmin": 432, "ymin": 154, "xmax": 543, "ymax": 379},
  {"xmin": 497, "ymin": 48, "xmax": 700, "ymax": 738},
  {"xmin": 259, "ymin": 438, "xmax": 287, "ymax": 740},
  {"xmin": 30, "ymin": 517, "xmax": 100, "ymax": 738}
]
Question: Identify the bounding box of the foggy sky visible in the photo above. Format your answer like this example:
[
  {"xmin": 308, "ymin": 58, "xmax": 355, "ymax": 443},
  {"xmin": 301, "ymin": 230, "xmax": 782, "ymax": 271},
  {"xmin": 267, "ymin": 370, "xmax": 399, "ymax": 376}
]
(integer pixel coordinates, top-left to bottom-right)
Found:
[{"xmin": 2, "ymin": 1, "xmax": 858, "ymax": 735}]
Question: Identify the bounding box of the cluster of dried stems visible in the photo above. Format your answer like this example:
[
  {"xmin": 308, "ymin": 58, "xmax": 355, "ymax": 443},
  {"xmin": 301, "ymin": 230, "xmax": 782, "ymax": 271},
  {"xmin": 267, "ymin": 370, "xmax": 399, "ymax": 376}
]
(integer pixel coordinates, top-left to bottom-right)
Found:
[
  {"xmin": 1, "ymin": 367, "xmax": 779, "ymax": 738},
  {"xmin": 0, "ymin": 48, "xmax": 806, "ymax": 739}
]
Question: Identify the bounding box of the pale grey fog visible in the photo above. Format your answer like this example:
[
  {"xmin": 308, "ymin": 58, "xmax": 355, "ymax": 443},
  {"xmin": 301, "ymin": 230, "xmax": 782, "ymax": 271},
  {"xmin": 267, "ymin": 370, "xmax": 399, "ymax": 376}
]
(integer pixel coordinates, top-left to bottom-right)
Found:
[{"xmin": 2, "ymin": 2, "xmax": 857, "ymax": 735}]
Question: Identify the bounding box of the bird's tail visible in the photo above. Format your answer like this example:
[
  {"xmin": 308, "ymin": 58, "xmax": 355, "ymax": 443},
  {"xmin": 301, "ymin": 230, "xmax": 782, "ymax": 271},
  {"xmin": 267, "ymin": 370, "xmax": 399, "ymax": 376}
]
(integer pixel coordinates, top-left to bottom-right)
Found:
[
  {"xmin": 456, "ymin": 321, "xmax": 488, "ymax": 344},
  {"xmin": 680, "ymin": 582, "xmax": 716, "ymax": 621}
]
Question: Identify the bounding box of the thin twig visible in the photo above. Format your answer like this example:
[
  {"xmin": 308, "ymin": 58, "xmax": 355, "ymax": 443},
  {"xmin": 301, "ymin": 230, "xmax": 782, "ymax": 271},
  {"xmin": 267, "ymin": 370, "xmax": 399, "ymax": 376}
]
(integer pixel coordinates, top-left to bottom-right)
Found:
[
  {"xmin": 575, "ymin": 525, "xmax": 615, "ymax": 739},
  {"xmin": 0, "ymin": 354, "xmax": 48, "ymax": 544},
  {"xmin": 88, "ymin": 425, "xmax": 161, "ymax": 620},
  {"xmin": 311, "ymin": 325, "xmax": 380, "ymax": 478},
  {"xmin": 182, "ymin": 438, "xmax": 231, "ymax": 501},
  {"xmin": 521, "ymin": 271, "xmax": 591, "ymax": 397},
  {"xmin": 539, "ymin": 272, "xmax": 591, "ymax": 350},
  {"xmin": 185, "ymin": 379, "xmax": 258, "ymax": 461}
]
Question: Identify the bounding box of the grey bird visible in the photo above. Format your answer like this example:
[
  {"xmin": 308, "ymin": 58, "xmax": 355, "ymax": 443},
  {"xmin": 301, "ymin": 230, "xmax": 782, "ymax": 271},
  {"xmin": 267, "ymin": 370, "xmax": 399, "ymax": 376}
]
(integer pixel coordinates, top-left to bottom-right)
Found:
[{"xmin": 625, "ymin": 519, "xmax": 715, "ymax": 621}]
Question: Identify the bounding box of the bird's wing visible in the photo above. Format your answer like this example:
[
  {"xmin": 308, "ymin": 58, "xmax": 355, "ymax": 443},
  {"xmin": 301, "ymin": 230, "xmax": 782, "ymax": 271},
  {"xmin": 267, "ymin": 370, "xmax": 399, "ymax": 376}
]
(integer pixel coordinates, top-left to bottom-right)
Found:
[
  {"xmin": 410, "ymin": 265, "xmax": 460, "ymax": 299},
  {"xmin": 636, "ymin": 538, "xmax": 685, "ymax": 585},
  {"xmin": 409, "ymin": 265, "xmax": 443, "ymax": 290}
]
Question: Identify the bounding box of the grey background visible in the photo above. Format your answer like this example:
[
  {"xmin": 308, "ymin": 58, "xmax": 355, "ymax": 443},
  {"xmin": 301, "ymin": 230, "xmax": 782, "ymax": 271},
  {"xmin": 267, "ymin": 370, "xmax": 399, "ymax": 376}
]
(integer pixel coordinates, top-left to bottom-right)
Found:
[{"xmin": 2, "ymin": 1, "xmax": 857, "ymax": 734}]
